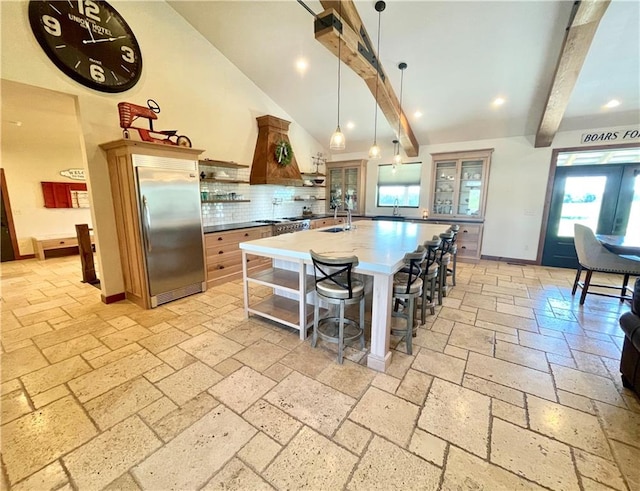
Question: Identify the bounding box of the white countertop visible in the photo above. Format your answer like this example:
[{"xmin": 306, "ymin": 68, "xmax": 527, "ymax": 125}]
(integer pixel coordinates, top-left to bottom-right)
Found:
[{"xmin": 239, "ymin": 221, "xmax": 451, "ymax": 274}]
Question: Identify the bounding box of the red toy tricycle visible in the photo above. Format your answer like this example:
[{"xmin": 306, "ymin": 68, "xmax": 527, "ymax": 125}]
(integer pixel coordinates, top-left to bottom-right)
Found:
[{"xmin": 118, "ymin": 99, "xmax": 192, "ymax": 147}]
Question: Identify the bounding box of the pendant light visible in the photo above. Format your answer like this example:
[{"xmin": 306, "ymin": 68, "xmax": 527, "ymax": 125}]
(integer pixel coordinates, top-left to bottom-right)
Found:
[
  {"xmin": 368, "ymin": 1, "xmax": 386, "ymax": 160},
  {"xmin": 393, "ymin": 62, "xmax": 407, "ymax": 165},
  {"xmin": 329, "ymin": 1, "xmax": 345, "ymax": 150}
]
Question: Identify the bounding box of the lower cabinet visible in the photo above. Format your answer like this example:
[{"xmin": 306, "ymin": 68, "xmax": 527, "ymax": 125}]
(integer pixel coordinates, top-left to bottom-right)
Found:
[
  {"xmin": 205, "ymin": 226, "xmax": 272, "ymax": 286},
  {"xmin": 310, "ymin": 217, "xmax": 343, "ymax": 229},
  {"xmin": 424, "ymin": 220, "xmax": 483, "ymax": 261}
]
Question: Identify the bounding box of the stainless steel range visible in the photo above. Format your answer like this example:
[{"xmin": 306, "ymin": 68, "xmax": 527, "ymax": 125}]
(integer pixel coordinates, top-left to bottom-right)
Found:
[{"xmin": 254, "ymin": 219, "xmax": 310, "ymax": 236}]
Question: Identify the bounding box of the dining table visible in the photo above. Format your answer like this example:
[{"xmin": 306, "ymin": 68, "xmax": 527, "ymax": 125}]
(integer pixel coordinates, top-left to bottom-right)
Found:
[
  {"xmin": 597, "ymin": 233, "xmax": 640, "ymax": 257},
  {"xmin": 239, "ymin": 220, "xmax": 451, "ymax": 372}
]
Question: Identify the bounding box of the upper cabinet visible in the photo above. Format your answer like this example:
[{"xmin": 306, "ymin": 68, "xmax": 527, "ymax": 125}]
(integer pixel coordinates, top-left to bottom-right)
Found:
[
  {"xmin": 325, "ymin": 159, "xmax": 367, "ymax": 215},
  {"xmin": 429, "ymin": 149, "xmax": 493, "ymax": 220}
]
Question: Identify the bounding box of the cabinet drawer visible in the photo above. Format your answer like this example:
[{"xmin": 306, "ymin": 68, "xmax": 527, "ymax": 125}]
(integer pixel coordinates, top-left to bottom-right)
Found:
[
  {"xmin": 205, "ymin": 242, "xmax": 241, "ymax": 257},
  {"xmin": 207, "ymin": 249, "xmax": 241, "ymax": 268},
  {"xmin": 205, "ymin": 227, "xmax": 268, "ymax": 247},
  {"xmin": 458, "ymin": 224, "xmax": 482, "ymax": 235},
  {"xmin": 40, "ymin": 237, "xmax": 79, "ymax": 249}
]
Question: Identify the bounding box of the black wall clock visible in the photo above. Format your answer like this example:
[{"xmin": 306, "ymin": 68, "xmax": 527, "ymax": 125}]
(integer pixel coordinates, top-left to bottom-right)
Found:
[{"xmin": 29, "ymin": 0, "xmax": 142, "ymax": 93}]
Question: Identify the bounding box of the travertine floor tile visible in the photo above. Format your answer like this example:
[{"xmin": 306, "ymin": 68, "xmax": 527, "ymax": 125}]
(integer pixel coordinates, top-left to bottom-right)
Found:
[
  {"xmin": 418, "ymin": 378, "xmax": 490, "ymax": 457},
  {"xmin": 594, "ymin": 401, "xmax": 640, "ymax": 448},
  {"xmin": 1, "ymin": 396, "xmax": 97, "ymax": 484},
  {"xmin": 610, "ymin": 440, "xmax": 640, "ymax": 490},
  {"xmin": 494, "ymin": 339, "xmax": 549, "ymax": 372},
  {"xmin": 242, "ymin": 399, "xmax": 302, "ymax": 445},
  {"xmin": 396, "ymin": 369, "xmax": 433, "ymax": 405},
  {"xmin": 334, "ymin": 420, "xmax": 372, "ymax": 456},
  {"xmin": 408, "ymin": 428, "xmax": 447, "ymax": 466},
  {"xmin": 491, "ymin": 419, "xmax": 579, "ymax": 490},
  {"xmin": 68, "ymin": 350, "xmax": 161, "ymax": 402},
  {"xmin": 157, "ymin": 361, "xmax": 222, "ymax": 406},
  {"xmin": 209, "ymin": 366, "xmax": 275, "ymax": 413},
  {"xmin": 85, "ymin": 377, "xmax": 162, "ymax": 430},
  {"xmin": 138, "ymin": 396, "xmax": 178, "ymax": 426},
  {"xmin": 0, "ymin": 345, "xmax": 48, "ymax": 383},
  {"xmin": 492, "ymin": 398, "xmax": 527, "ymax": 427},
  {"xmin": 412, "ymin": 348, "xmax": 466, "ymax": 384},
  {"xmin": 279, "ymin": 342, "xmax": 335, "ymax": 378},
  {"xmin": 1, "ymin": 389, "xmax": 31, "ymax": 424},
  {"xmin": 264, "ymin": 426, "xmax": 357, "ymax": 490},
  {"xmin": 527, "ymin": 395, "xmax": 612, "ymax": 458},
  {"xmin": 203, "ymin": 458, "xmax": 274, "ymax": 490},
  {"xmin": 156, "ymin": 346, "xmax": 197, "ymax": 370},
  {"xmin": 316, "ymin": 360, "xmax": 375, "ymax": 398},
  {"xmin": 237, "ymin": 432, "xmax": 281, "ymax": 472},
  {"xmin": 264, "ymin": 371, "xmax": 354, "ymax": 436},
  {"xmin": 551, "ymin": 365, "xmax": 624, "ymax": 406},
  {"xmin": 349, "ymin": 386, "xmax": 419, "ymax": 447},
  {"xmin": 466, "ymin": 352, "xmax": 556, "ymax": 400},
  {"xmin": 102, "ymin": 472, "xmax": 142, "ymax": 491},
  {"xmin": 87, "ymin": 343, "xmax": 143, "ymax": 369},
  {"xmin": 574, "ymin": 449, "xmax": 627, "ymax": 491},
  {"xmin": 477, "ymin": 308, "xmax": 538, "ymax": 331},
  {"xmin": 152, "ymin": 393, "xmax": 219, "ymax": 442},
  {"xmin": 232, "ymin": 339, "xmax": 288, "ymax": 372},
  {"xmin": 348, "ymin": 435, "xmax": 441, "ymax": 490},
  {"xmin": 518, "ymin": 331, "xmax": 571, "ymax": 357},
  {"xmin": 21, "ymin": 355, "xmax": 91, "ymax": 396},
  {"xmin": 462, "ymin": 373, "xmax": 525, "ymax": 407},
  {"xmin": 178, "ymin": 330, "xmax": 244, "ymax": 367},
  {"xmin": 41, "ymin": 334, "xmax": 102, "ymax": 364},
  {"xmin": 371, "ymin": 372, "xmax": 401, "ymax": 393},
  {"xmin": 11, "ymin": 461, "xmax": 68, "ymax": 491},
  {"xmin": 133, "ymin": 406, "xmax": 256, "ymax": 489},
  {"xmin": 442, "ymin": 446, "xmax": 546, "ymax": 490},
  {"xmin": 63, "ymin": 415, "xmax": 161, "ymax": 490},
  {"xmin": 448, "ymin": 322, "xmax": 495, "ymax": 355}
]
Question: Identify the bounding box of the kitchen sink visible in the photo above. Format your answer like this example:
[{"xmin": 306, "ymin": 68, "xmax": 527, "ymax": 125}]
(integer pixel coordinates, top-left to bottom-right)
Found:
[
  {"xmin": 320, "ymin": 227, "xmax": 344, "ymax": 233},
  {"xmin": 371, "ymin": 215, "xmax": 405, "ymax": 221}
]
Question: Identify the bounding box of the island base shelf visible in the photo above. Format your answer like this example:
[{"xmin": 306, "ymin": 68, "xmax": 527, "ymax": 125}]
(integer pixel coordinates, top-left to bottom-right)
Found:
[
  {"xmin": 248, "ymin": 296, "xmax": 320, "ymax": 333},
  {"xmin": 248, "ymin": 267, "xmax": 314, "ymax": 293}
]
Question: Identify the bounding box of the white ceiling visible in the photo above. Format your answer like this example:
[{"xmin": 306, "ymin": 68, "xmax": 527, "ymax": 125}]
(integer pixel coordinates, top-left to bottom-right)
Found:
[{"xmin": 168, "ymin": 0, "xmax": 640, "ymax": 155}]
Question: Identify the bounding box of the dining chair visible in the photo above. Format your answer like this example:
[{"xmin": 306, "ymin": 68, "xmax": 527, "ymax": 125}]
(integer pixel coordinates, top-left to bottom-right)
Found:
[
  {"xmin": 310, "ymin": 250, "xmax": 365, "ymax": 363},
  {"xmin": 418, "ymin": 237, "xmax": 441, "ymax": 322},
  {"xmin": 392, "ymin": 246, "xmax": 427, "ymax": 355},
  {"xmin": 437, "ymin": 230, "xmax": 455, "ymax": 302},
  {"xmin": 572, "ymin": 224, "xmax": 640, "ymax": 305}
]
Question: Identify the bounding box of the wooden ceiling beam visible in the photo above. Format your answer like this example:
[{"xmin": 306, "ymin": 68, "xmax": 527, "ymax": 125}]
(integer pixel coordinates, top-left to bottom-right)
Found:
[
  {"xmin": 315, "ymin": 3, "xmax": 420, "ymax": 157},
  {"xmin": 535, "ymin": 0, "xmax": 610, "ymax": 148}
]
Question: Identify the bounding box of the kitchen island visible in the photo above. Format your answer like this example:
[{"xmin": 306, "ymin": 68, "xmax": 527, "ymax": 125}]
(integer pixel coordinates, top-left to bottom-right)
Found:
[{"xmin": 239, "ymin": 220, "xmax": 450, "ymax": 372}]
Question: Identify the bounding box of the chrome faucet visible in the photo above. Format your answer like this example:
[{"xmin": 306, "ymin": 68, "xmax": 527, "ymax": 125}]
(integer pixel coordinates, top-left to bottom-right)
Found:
[
  {"xmin": 346, "ymin": 207, "xmax": 352, "ymax": 231},
  {"xmin": 333, "ymin": 201, "xmax": 340, "ymax": 221},
  {"xmin": 392, "ymin": 198, "xmax": 400, "ymax": 216}
]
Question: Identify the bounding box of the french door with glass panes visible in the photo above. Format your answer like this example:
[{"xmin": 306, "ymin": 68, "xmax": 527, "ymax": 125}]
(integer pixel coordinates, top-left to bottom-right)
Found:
[{"xmin": 541, "ymin": 163, "xmax": 640, "ymax": 268}]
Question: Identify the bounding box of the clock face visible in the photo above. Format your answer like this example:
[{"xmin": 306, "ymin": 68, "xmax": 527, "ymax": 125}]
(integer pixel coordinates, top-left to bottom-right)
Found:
[{"xmin": 29, "ymin": 0, "xmax": 142, "ymax": 93}]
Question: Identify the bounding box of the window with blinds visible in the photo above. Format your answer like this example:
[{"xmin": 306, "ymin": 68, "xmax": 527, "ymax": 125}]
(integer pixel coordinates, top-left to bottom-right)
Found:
[{"xmin": 376, "ymin": 162, "xmax": 422, "ymax": 208}]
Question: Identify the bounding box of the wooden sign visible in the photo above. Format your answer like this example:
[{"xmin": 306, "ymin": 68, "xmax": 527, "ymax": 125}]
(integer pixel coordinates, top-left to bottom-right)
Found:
[
  {"xmin": 581, "ymin": 128, "xmax": 640, "ymax": 144},
  {"xmin": 59, "ymin": 168, "xmax": 86, "ymax": 180}
]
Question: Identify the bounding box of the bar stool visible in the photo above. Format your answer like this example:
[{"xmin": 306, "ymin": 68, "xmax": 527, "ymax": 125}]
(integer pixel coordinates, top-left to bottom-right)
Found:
[
  {"xmin": 448, "ymin": 224, "xmax": 460, "ymax": 286},
  {"xmin": 437, "ymin": 231, "xmax": 454, "ymax": 302},
  {"xmin": 391, "ymin": 246, "xmax": 427, "ymax": 355},
  {"xmin": 310, "ymin": 250, "xmax": 365, "ymax": 364},
  {"xmin": 418, "ymin": 237, "xmax": 441, "ymax": 322}
]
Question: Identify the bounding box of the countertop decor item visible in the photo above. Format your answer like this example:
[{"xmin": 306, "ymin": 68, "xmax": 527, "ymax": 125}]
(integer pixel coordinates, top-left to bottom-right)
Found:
[
  {"xmin": 118, "ymin": 99, "xmax": 191, "ymax": 147},
  {"xmin": 28, "ymin": 0, "xmax": 142, "ymax": 93}
]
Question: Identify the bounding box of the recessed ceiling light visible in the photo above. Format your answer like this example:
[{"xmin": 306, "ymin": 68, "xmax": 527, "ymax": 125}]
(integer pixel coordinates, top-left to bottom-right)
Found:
[
  {"xmin": 604, "ymin": 99, "xmax": 620, "ymax": 108},
  {"xmin": 413, "ymin": 111, "xmax": 422, "ymax": 118},
  {"xmin": 295, "ymin": 58, "xmax": 308, "ymax": 74},
  {"xmin": 492, "ymin": 97, "xmax": 506, "ymax": 106},
  {"xmin": 346, "ymin": 121, "xmax": 355, "ymax": 130}
]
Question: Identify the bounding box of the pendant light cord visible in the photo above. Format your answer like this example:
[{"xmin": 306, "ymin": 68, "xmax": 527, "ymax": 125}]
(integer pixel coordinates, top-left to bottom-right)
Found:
[
  {"xmin": 336, "ymin": 1, "xmax": 342, "ymax": 128},
  {"xmin": 397, "ymin": 65, "xmax": 404, "ymax": 141},
  {"xmin": 373, "ymin": 7, "xmax": 381, "ymax": 145}
]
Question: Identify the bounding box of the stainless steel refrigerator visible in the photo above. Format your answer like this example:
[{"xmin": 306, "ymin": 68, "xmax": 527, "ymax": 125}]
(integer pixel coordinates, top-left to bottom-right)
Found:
[{"xmin": 133, "ymin": 154, "xmax": 205, "ymax": 307}]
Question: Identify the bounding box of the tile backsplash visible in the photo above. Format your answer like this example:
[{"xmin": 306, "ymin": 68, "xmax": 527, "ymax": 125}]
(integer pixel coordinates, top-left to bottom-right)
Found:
[{"xmin": 199, "ymin": 166, "xmax": 326, "ymax": 226}]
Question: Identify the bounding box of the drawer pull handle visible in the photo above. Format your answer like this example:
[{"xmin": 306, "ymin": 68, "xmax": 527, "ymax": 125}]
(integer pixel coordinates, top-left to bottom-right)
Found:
[
  {"xmin": 217, "ymin": 265, "xmax": 224, "ymax": 270},
  {"xmin": 461, "ymin": 246, "xmax": 466, "ymax": 249},
  {"xmin": 218, "ymin": 251, "xmax": 223, "ymax": 254},
  {"xmin": 218, "ymin": 237, "xmax": 223, "ymax": 241},
  {"xmin": 244, "ymin": 233, "xmax": 249, "ymax": 237},
  {"xmin": 463, "ymin": 230, "xmax": 468, "ymax": 233},
  {"xmin": 59, "ymin": 241, "xmax": 65, "ymax": 244}
]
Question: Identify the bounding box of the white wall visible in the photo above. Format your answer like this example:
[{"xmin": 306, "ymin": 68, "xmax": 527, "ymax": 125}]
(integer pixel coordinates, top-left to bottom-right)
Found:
[
  {"xmin": 1, "ymin": 1, "xmax": 325, "ymax": 297},
  {"xmin": 1, "ymin": 81, "xmax": 93, "ymax": 255},
  {"xmin": 355, "ymin": 125, "xmax": 639, "ymax": 261}
]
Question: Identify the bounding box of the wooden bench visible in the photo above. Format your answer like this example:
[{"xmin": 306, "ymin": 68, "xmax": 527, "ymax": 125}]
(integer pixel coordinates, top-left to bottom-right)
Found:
[{"xmin": 32, "ymin": 234, "xmax": 94, "ymax": 260}]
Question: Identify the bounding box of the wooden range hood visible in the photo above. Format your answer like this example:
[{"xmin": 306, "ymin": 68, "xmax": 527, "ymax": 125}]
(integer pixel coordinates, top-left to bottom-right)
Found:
[{"xmin": 250, "ymin": 115, "xmax": 303, "ymax": 186}]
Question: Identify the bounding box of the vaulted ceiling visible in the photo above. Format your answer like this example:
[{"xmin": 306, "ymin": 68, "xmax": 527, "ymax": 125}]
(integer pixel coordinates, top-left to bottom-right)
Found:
[{"xmin": 168, "ymin": 0, "xmax": 639, "ymax": 155}]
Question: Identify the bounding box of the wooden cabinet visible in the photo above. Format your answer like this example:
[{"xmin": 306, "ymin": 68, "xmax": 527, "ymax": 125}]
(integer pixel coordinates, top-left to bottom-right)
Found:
[
  {"xmin": 325, "ymin": 159, "xmax": 367, "ymax": 215},
  {"xmin": 100, "ymin": 140, "xmax": 204, "ymax": 308},
  {"xmin": 426, "ymin": 220, "xmax": 484, "ymax": 261},
  {"xmin": 205, "ymin": 226, "xmax": 272, "ymax": 286},
  {"xmin": 429, "ymin": 149, "xmax": 492, "ymax": 219},
  {"xmin": 309, "ymin": 217, "xmax": 343, "ymax": 229}
]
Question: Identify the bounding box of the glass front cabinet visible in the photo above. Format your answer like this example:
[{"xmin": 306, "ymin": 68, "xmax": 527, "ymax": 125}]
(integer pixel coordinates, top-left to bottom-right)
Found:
[
  {"xmin": 429, "ymin": 149, "xmax": 493, "ymax": 219},
  {"xmin": 325, "ymin": 159, "xmax": 367, "ymax": 216}
]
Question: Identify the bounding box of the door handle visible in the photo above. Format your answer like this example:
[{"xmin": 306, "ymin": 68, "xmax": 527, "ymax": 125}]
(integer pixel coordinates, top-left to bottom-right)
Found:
[{"xmin": 142, "ymin": 195, "xmax": 152, "ymax": 252}]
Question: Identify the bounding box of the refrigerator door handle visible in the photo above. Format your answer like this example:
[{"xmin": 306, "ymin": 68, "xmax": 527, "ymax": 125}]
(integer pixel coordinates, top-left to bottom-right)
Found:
[{"xmin": 142, "ymin": 195, "xmax": 152, "ymax": 252}]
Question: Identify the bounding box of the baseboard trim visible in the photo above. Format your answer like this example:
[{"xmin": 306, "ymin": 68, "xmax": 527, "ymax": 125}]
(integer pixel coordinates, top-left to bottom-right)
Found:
[
  {"xmin": 101, "ymin": 292, "xmax": 126, "ymax": 304},
  {"xmin": 480, "ymin": 255, "xmax": 538, "ymax": 265},
  {"xmin": 17, "ymin": 254, "xmax": 36, "ymax": 260}
]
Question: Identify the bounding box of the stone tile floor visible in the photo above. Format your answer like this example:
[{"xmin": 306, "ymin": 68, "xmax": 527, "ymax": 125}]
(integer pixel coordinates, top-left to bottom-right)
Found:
[{"xmin": 1, "ymin": 256, "xmax": 639, "ymax": 490}]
